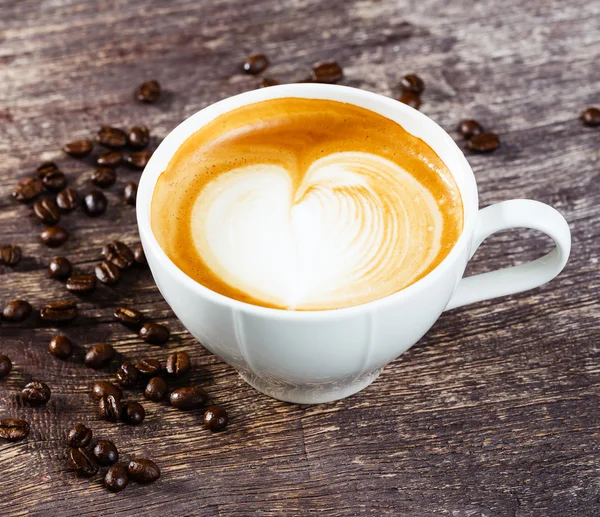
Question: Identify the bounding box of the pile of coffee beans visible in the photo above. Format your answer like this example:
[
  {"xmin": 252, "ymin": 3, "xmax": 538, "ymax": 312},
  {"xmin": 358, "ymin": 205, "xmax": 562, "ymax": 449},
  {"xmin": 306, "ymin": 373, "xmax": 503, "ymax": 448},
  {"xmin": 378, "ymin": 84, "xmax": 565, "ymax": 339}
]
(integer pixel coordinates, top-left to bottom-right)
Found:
[
  {"xmin": 457, "ymin": 119, "xmax": 501, "ymax": 153},
  {"xmin": 398, "ymin": 73, "xmax": 425, "ymax": 110}
]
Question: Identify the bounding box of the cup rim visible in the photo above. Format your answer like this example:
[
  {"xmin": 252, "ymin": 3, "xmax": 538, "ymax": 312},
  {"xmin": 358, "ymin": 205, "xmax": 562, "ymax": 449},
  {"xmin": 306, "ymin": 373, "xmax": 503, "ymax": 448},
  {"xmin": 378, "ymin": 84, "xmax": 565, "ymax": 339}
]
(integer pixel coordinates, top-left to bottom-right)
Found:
[{"xmin": 137, "ymin": 84, "xmax": 478, "ymax": 320}]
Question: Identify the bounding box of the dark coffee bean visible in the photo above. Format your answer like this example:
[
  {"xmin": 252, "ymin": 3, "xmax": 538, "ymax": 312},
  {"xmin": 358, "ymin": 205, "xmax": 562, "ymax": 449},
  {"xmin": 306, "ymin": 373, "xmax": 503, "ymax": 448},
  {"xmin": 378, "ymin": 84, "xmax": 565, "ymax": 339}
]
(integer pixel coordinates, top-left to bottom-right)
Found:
[
  {"xmin": 133, "ymin": 243, "xmax": 146, "ymax": 266},
  {"xmin": 48, "ymin": 256, "xmax": 72, "ymax": 280},
  {"xmin": 0, "ymin": 418, "xmax": 30, "ymax": 441},
  {"xmin": 105, "ymin": 464, "xmax": 129, "ymax": 492},
  {"xmin": 128, "ymin": 458, "xmax": 160, "ymax": 484},
  {"xmin": 42, "ymin": 170, "xmax": 67, "ymax": 192},
  {"xmin": 40, "ymin": 225, "xmax": 68, "ymax": 247},
  {"xmin": 91, "ymin": 381, "xmax": 122, "ymax": 401},
  {"xmin": 97, "ymin": 151, "xmax": 123, "ymax": 168},
  {"xmin": 127, "ymin": 126, "xmax": 150, "ymax": 149},
  {"xmin": 457, "ymin": 119, "xmax": 484, "ymax": 140},
  {"xmin": 1, "ymin": 244, "xmax": 22, "ymax": 266},
  {"xmin": 170, "ymin": 386, "xmax": 208, "ymax": 410},
  {"xmin": 144, "ymin": 377, "xmax": 168, "ymax": 402},
  {"xmin": 85, "ymin": 343, "xmax": 115, "ymax": 369},
  {"xmin": 123, "ymin": 182, "xmax": 137, "ymax": 206},
  {"xmin": 22, "ymin": 380, "xmax": 51, "ymax": 406},
  {"xmin": 40, "ymin": 301, "xmax": 78, "ymax": 323},
  {"xmin": 67, "ymin": 423, "xmax": 92, "ymax": 447},
  {"xmin": 97, "ymin": 126, "xmax": 127, "ymax": 149},
  {"xmin": 581, "ymin": 107, "xmax": 600, "ymax": 127},
  {"xmin": 93, "ymin": 440, "xmax": 119, "ymax": 466},
  {"xmin": 125, "ymin": 150, "xmax": 152, "ymax": 169},
  {"xmin": 64, "ymin": 139, "xmax": 93, "ymax": 158},
  {"xmin": 399, "ymin": 91, "xmax": 421, "ymax": 110},
  {"xmin": 66, "ymin": 274, "xmax": 97, "ymax": 295},
  {"xmin": 203, "ymin": 405, "xmax": 228, "ymax": 432},
  {"xmin": 121, "ymin": 401, "xmax": 145, "ymax": 425},
  {"xmin": 102, "ymin": 241, "xmax": 134, "ymax": 269},
  {"xmin": 136, "ymin": 358, "xmax": 162, "ymax": 377},
  {"xmin": 36, "ymin": 162, "xmax": 60, "ymax": 179},
  {"xmin": 135, "ymin": 80, "xmax": 161, "ymax": 103},
  {"xmin": 468, "ymin": 132, "xmax": 501, "ymax": 153},
  {"xmin": 400, "ymin": 73, "xmax": 425, "ymax": 95},
  {"xmin": 48, "ymin": 335, "xmax": 73, "ymax": 359},
  {"xmin": 243, "ymin": 54, "xmax": 269, "ymax": 75},
  {"xmin": 12, "ymin": 176, "xmax": 43, "ymax": 202},
  {"xmin": 311, "ymin": 61, "xmax": 343, "ymax": 83},
  {"xmin": 260, "ymin": 77, "xmax": 279, "ymax": 88},
  {"xmin": 95, "ymin": 261, "xmax": 120, "ymax": 285},
  {"xmin": 0, "ymin": 355, "xmax": 12, "ymax": 378},
  {"xmin": 3, "ymin": 300, "xmax": 32, "ymax": 322},
  {"xmin": 139, "ymin": 322, "xmax": 170, "ymax": 345},
  {"xmin": 113, "ymin": 306, "xmax": 143, "ymax": 328},
  {"xmin": 33, "ymin": 198, "xmax": 60, "ymax": 224},
  {"xmin": 165, "ymin": 352, "xmax": 190, "ymax": 378},
  {"xmin": 69, "ymin": 447, "xmax": 99, "ymax": 477},
  {"xmin": 82, "ymin": 189, "xmax": 108, "ymax": 217},
  {"xmin": 56, "ymin": 187, "xmax": 79, "ymax": 211},
  {"xmin": 91, "ymin": 167, "xmax": 116, "ymax": 188},
  {"xmin": 115, "ymin": 362, "xmax": 140, "ymax": 389},
  {"xmin": 98, "ymin": 394, "xmax": 122, "ymax": 422}
]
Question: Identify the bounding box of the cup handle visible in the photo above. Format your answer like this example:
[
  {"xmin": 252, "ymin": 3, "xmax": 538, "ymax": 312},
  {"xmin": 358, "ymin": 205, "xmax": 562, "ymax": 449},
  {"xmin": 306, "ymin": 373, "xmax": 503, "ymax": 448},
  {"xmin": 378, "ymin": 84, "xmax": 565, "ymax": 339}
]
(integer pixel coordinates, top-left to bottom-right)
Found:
[{"xmin": 444, "ymin": 199, "xmax": 571, "ymax": 311}]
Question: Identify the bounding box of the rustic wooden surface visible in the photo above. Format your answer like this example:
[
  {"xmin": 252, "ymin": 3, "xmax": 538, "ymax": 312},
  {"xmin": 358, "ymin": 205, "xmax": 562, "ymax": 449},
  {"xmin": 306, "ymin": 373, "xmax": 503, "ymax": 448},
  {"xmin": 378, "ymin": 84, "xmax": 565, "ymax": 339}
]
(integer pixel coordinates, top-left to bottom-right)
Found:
[{"xmin": 1, "ymin": 0, "xmax": 599, "ymax": 515}]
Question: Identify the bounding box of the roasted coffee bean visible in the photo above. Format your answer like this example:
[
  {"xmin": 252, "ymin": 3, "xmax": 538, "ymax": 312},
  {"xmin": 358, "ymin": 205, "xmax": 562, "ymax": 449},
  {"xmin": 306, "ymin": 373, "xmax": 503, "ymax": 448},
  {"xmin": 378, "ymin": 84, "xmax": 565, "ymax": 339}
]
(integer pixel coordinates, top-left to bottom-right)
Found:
[
  {"xmin": 48, "ymin": 256, "xmax": 72, "ymax": 280},
  {"xmin": 581, "ymin": 107, "xmax": 600, "ymax": 127},
  {"xmin": 85, "ymin": 343, "xmax": 115, "ymax": 369},
  {"xmin": 457, "ymin": 119, "xmax": 484, "ymax": 140},
  {"xmin": 56, "ymin": 187, "xmax": 78, "ymax": 211},
  {"xmin": 48, "ymin": 335, "xmax": 73, "ymax": 359},
  {"xmin": 12, "ymin": 176, "xmax": 43, "ymax": 202},
  {"xmin": 128, "ymin": 458, "xmax": 160, "ymax": 484},
  {"xmin": 82, "ymin": 189, "xmax": 108, "ymax": 216},
  {"xmin": 260, "ymin": 77, "xmax": 279, "ymax": 88},
  {"xmin": 0, "ymin": 355, "xmax": 12, "ymax": 378},
  {"xmin": 121, "ymin": 401, "xmax": 145, "ymax": 425},
  {"xmin": 125, "ymin": 150, "xmax": 152, "ymax": 169},
  {"xmin": 102, "ymin": 241, "xmax": 134, "ymax": 269},
  {"xmin": 33, "ymin": 198, "xmax": 60, "ymax": 224},
  {"xmin": 93, "ymin": 440, "xmax": 119, "ymax": 466},
  {"xmin": 468, "ymin": 132, "xmax": 501, "ymax": 153},
  {"xmin": 165, "ymin": 352, "xmax": 190, "ymax": 378},
  {"xmin": 66, "ymin": 274, "xmax": 97, "ymax": 295},
  {"xmin": 91, "ymin": 167, "xmax": 116, "ymax": 188},
  {"xmin": 105, "ymin": 464, "xmax": 129, "ymax": 492},
  {"xmin": 399, "ymin": 91, "xmax": 421, "ymax": 110},
  {"xmin": 136, "ymin": 358, "xmax": 162, "ymax": 377},
  {"xmin": 127, "ymin": 126, "xmax": 150, "ymax": 149},
  {"xmin": 97, "ymin": 151, "xmax": 123, "ymax": 168},
  {"xmin": 36, "ymin": 162, "xmax": 60, "ymax": 179},
  {"xmin": 135, "ymin": 80, "xmax": 161, "ymax": 103},
  {"xmin": 91, "ymin": 381, "xmax": 122, "ymax": 401},
  {"xmin": 0, "ymin": 418, "xmax": 30, "ymax": 441},
  {"xmin": 133, "ymin": 243, "xmax": 146, "ymax": 266},
  {"xmin": 123, "ymin": 182, "xmax": 137, "ymax": 206},
  {"xmin": 243, "ymin": 54, "xmax": 269, "ymax": 75},
  {"xmin": 97, "ymin": 126, "xmax": 127, "ymax": 149},
  {"xmin": 40, "ymin": 301, "xmax": 78, "ymax": 323},
  {"xmin": 67, "ymin": 423, "xmax": 92, "ymax": 448},
  {"xmin": 40, "ymin": 225, "xmax": 68, "ymax": 247},
  {"xmin": 115, "ymin": 362, "xmax": 140, "ymax": 389},
  {"xmin": 311, "ymin": 61, "xmax": 343, "ymax": 83},
  {"xmin": 98, "ymin": 394, "xmax": 122, "ymax": 422},
  {"xmin": 139, "ymin": 322, "xmax": 170, "ymax": 345},
  {"xmin": 22, "ymin": 380, "xmax": 51, "ymax": 406},
  {"xmin": 400, "ymin": 73, "xmax": 425, "ymax": 95},
  {"xmin": 1, "ymin": 244, "xmax": 22, "ymax": 266},
  {"xmin": 144, "ymin": 377, "xmax": 168, "ymax": 402},
  {"xmin": 69, "ymin": 447, "xmax": 99, "ymax": 477},
  {"xmin": 95, "ymin": 261, "xmax": 120, "ymax": 285},
  {"xmin": 113, "ymin": 306, "xmax": 143, "ymax": 328},
  {"xmin": 170, "ymin": 386, "xmax": 208, "ymax": 410},
  {"xmin": 3, "ymin": 299, "xmax": 32, "ymax": 322},
  {"xmin": 203, "ymin": 405, "xmax": 228, "ymax": 432},
  {"xmin": 42, "ymin": 170, "xmax": 67, "ymax": 192},
  {"xmin": 64, "ymin": 139, "xmax": 93, "ymax": 157}
]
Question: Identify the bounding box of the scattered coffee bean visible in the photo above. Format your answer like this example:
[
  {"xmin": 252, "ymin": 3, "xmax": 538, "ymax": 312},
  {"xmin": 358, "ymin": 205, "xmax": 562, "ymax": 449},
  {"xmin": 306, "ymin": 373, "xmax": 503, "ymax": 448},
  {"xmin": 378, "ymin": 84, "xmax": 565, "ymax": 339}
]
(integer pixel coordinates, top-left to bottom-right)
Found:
[
  {"xmin": 33, "ymin": 198, "xmax": 61, "ymax": 224},
  {"xmin": 468, "ymin": 132, "xmax": 501, "ymax": 153},
  {"xmin": 105, "ymin": 464, "xmax": 129, "ymax": 492},
  {"xmin": 66, "ymin": 423, "xmax": 92, "ymax": 448},
  {"xmin": 97, "ymin": 151, "xmax": 124, "ymax": 168},
  {"xmin": 400, "ymin": 73, "xmax": 425, "ymax": 95},
  {"xmin": 3, "ymin": 299, "xmax": 32, "ymax": 322},
  {"xmin": 125, "ymin": 150, "xmax": 152, "ymax": 169},
  {"xmin": 56, "ymin": 187, "xmax": 79, "ymax": 211},
  {"xmin": 457, "ymin": 119, "xmax": 484, "ymax": 140},
  {"xmin": 64, "ymin": 139, "xmax": 93, "ymax": 158},
  {"xmin": 203, "ymin": 405, "xmax": 228, "ymax": 432},
  {"xmin": 69, "ymin": 447, "xmax": 99, "ymax": 477},
  {"xmin": 102, "ymin": 241, "xmax": 134, "ymax": 269},
  {"xmin": 133, "ymin": 243, "xmax": 146, "ymax": 266},
  {"xmin": 40, "ymin": 301, "xmax": 78, "ymax": 323},
  {"xmin": 82, "ymin": 189, "xmax": 108, "ymax": 216},
  {"xmin": 98, "ymin": 394, "xmax": 122, "ymax": 422},
  {"xmin": 136, "ymin": 358, "xmax": 162, "ymax": 377},
  {"xmin": 42, "ymin": 170, "xmax": 67, "ymax": 192},
  {"xmin": 36, "ymin": 162, "xmax": 60, "ymax": 179},
  {"xmin": 243, "ymin": 54, "xmax": 269, "ymax": 75},
  {"xmin": 97, "ymin": 126, "xmax": 128, "ymax": 149},
  {"xmin": 40, "ymin": 225, "xmax": 68, "ymax": 247},
  {"xmin": 144, "ymin": 377, "xmax": 168, "ymax": 402},
  {"xmin": 128, "ymin": 458, "xmax": 160, "ymax": 484},
  {"xmin": 581, "ymin": 107, "xmax": 600, "ymax": 127},
  {"xmin": 311, "ymin": 61, "xmax": 343, "ymax": 83},
  {"xmin": 22, "ymin": 380, "xmax": 51, "ymax": 406},
  {"xmin": 115, "ymin": 362, "xmax": 140, "ymax": 389},
  {"xmin": 135, "ymin": 80, "xmax": 161, "ymax": 103},
  {"xmin": 399, "ymin": 91, "xmax": 421, "ymax": 110},
  {"xmin": 85, "ymin": 343, "xmax": 116, "ymax": 369},
  {"xmin": 166, "ymin": 352, "xmax": 191, "ymax": 378},
  {"xmin": 0, "ymin": 355, "xmax": 12, "ymax": 378},
  {"xmin": 66, "ymin": 274, "xmax": 97, "ymax": 295},
  {"xmin": 91, "ymin": 167, "xmax": 117, "ymax": 188},
  {"xmin": 1, "ymin": 244, "xmax": 22, "ymax": 266},
  {"xmin": 93, "ymin": 440, "xmax": 119, "ymax": 466},
  {"xmin": 12, "ymin": 176, "xmax": 43, "ymax": 202},
  {"xmin": 260, "ymin": 77, "xmax": 279, "ymax": 88},
  {"xmin": 139, "ymin": 322, "xmax": 170, "ymax": 345},
  {"xmin": 113, "ymin": 306, "xmax": 143, "ymax": 328},
  {"xmin": 91, "ymin": 381, "xmax": 122, "ymax": 401},
  {"xmin": 123, "ymin": 182, "xmax": 137, "ymax": 206},
  {"xmin": 128, "ymin": 126, "xmax": 150, "ymax": 149},
  {"xmin": 0, "ymin": 418, "xmax": 30, "ymax": 441},
  {"xmin": 122, "ymin": 401, "xmax": 145, "ymax": 425},
  {"xmin": 170, "ymin": 386, "xmax": 208, "ymax": 410},
  {"xmin": 48, "ymin": 256, "xmax": 73, "ymax": 280},
  {"xmin": 95, "ymin": 261, "xmax": 120, "ymax": 285},
  {"xmin": 48, "ymin": 335, "xmax": 73, "ymax": 359}
]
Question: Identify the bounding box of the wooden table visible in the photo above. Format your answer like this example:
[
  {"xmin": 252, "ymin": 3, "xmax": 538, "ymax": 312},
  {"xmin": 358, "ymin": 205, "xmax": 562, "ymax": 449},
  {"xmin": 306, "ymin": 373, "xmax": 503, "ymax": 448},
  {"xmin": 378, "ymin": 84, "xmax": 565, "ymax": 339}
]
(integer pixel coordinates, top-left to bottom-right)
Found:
[{"xmin": 1, "ymin": 1, "xmax": 599, "ymax": 515}]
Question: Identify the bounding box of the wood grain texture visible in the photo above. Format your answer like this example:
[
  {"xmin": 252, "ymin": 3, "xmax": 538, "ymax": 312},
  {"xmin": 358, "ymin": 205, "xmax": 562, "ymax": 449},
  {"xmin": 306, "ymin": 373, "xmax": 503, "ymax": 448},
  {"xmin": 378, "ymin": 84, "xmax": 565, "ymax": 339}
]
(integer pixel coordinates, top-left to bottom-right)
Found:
[{"xmin": 1, "ymin": 0, "xmax": 599, "ymax": 515}]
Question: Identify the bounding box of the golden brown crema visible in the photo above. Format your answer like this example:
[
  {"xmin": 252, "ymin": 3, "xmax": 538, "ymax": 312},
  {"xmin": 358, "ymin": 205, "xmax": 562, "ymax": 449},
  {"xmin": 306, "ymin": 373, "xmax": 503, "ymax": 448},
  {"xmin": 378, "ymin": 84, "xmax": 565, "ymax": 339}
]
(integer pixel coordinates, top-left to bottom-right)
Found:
[{"xmin": 151, "ymin": 98, "xmax": 463, "ymax": 310}]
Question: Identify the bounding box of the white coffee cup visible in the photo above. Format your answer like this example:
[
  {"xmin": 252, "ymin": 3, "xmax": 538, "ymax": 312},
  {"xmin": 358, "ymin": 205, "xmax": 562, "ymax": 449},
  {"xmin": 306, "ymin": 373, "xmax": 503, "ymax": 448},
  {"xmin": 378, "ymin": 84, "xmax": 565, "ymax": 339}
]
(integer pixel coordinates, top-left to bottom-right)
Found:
[{"xmin": 137, "ymin": 84, "xmax": 571, "ymax": 404}]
